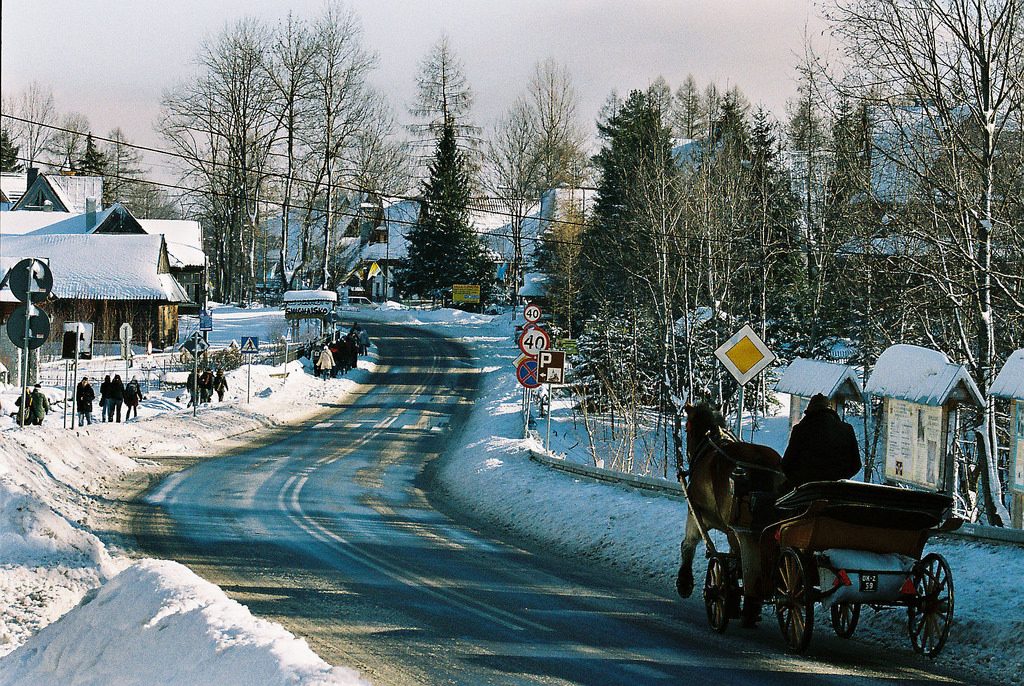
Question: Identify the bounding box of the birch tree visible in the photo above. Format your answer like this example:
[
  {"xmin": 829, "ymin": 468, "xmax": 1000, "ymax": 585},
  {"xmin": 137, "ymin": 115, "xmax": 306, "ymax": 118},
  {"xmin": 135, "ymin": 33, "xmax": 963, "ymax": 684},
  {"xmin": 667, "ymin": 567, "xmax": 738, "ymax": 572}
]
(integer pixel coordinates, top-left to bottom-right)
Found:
[{"xmin": 827, "ymin": 0, "xmax": 1024, "ymax": 523}]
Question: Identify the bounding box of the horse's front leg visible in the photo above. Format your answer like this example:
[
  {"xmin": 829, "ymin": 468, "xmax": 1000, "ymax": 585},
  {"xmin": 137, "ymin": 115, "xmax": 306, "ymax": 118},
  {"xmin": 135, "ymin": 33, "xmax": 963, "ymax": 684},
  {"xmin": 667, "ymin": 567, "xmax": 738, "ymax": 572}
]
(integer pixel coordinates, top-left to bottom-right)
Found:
[{"xmin": 676, "ymin": 511, "xmax": 702, "ymax": 598}]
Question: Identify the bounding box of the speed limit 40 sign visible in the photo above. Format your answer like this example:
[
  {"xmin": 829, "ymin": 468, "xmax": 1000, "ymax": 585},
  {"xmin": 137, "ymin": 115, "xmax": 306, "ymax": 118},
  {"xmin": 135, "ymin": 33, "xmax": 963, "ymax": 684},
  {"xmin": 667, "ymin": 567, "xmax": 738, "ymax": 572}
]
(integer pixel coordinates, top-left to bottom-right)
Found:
[
  {"xmin": 519, "ymin": 325, "xmax": 551, "ymax": 357},
  {"xmin": 524, "ymin": 303, "xmax": 542, "ymax": 323}
]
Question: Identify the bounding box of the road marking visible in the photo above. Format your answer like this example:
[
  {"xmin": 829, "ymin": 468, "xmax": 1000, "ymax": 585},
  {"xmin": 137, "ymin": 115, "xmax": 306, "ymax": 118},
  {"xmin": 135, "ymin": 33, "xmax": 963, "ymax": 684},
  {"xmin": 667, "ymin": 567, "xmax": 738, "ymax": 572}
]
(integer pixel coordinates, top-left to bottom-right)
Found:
[
  {"xmin": 280, "ymin": 470, "xmax": 550, "ymax": 634},
  {"xmin": 313, "ymin": 421, "xmax": 334, "ymax": 429}
]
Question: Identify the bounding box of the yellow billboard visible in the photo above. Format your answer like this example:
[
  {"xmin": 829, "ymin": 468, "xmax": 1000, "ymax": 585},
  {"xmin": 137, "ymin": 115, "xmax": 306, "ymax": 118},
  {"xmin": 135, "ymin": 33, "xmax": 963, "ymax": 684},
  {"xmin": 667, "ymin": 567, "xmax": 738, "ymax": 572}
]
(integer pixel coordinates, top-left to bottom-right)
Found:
[{"xmin": 452, "ymin": 284, "xmax": 481, "ymax": 304}]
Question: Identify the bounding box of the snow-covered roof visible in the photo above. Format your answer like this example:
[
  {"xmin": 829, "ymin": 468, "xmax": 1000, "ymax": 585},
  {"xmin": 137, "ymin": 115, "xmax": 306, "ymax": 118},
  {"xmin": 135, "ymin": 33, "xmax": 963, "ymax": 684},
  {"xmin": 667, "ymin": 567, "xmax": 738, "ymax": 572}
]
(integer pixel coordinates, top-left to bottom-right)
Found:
[
  {"xmin": 360, "ymin": 199, "xmax": 417, "ymax": 263},
  {"xmin": 0, "ymin": 234, "xmax": 188, "ymax": 302},
  {"xmin": 282, "ymin": 289, "xmax": 337, "ymax": 303},
  {"xmin": 865, "ymin": 344, "xmax": 984, "ymax": 407},
  {"xmin": 990, "ymin": 349, "xmax": 1024, "ymax": 399},
  {"xmin": 0, "ymin": 172, "xmax": 27, "ymax": 205},
  {"xmin": 12, "ymin": 174, "xmax": 104, "ymax": 213},
  {"xmin": 0, "ymin": 206, "xmax": 205, "ymax": 269},
  {"xmin": 775, "ymin": 358, "xmax": 864, "ymax": 401}
]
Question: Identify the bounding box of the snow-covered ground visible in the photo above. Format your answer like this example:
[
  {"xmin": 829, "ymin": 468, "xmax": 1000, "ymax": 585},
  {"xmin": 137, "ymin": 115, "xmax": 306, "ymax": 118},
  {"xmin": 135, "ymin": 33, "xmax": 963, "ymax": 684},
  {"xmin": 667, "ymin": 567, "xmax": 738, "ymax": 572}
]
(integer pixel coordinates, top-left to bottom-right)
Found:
[
  {"xmin": 2, "ymin": 302, "xmax": 1022, "ymax": 684},
  {"xmin": 0, "ymin": 320, "xmax": 378, "ymax": 685}
]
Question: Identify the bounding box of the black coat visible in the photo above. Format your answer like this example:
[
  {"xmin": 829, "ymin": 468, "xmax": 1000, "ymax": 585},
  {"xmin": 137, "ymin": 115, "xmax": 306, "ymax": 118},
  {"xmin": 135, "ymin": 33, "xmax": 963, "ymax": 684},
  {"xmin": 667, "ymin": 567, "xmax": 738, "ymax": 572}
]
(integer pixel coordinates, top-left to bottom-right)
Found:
[
  {"xmin": 782, "ymin": 407, "xmax": 861, "ymax": 489},
  {"xmin": 76, "ymin": 383, "xmax": 95, "ymax": 413},
  {"xmin": 109, "ymin": 379, "xmax": 125, "ymax": 401}
]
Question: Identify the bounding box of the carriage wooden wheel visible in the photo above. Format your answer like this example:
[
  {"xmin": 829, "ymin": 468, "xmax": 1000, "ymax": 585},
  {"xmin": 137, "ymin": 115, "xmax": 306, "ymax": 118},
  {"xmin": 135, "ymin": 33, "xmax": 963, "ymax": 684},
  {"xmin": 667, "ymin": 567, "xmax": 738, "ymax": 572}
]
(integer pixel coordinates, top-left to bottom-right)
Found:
[
  {"xmin": 774, "ymin": 548, "xmax": 814, "ymax": 652},
  {"xmin": 703, "ymin": 555, "xmax": 736, "ymax": 633},
  {"xmin": 907, "ymin": 553, "xmax": 954, "ymax": 658},
  {"xmin": 830, "ymin": 602, "xmax": 860, "ymax": 638}
]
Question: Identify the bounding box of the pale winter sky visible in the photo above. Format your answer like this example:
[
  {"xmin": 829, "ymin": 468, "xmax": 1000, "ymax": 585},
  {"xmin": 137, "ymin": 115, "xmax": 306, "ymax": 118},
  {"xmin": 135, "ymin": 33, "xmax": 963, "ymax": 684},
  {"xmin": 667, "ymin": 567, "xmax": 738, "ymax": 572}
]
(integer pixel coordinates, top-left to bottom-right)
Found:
[{"xmin": 1, "ymin": 0, "xmax": 825, "ymax": 177}]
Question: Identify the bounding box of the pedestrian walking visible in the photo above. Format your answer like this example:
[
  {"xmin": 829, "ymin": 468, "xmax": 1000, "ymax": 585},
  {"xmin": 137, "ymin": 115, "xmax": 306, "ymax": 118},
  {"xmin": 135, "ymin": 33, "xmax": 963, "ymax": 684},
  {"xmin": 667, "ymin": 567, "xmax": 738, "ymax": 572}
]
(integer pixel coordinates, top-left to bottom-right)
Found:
[
  {"xmin": 186, "ymin": 369, "xmax": 198, "ymax": 408},
  {"xmin": 317, "ymin": 345, "xmax": 335, "ymax": 379},
  {"xmin": 358, "ymin": 326, "xmax": 369, "ymax": 355},
  {"xmin": 199, "ymin": 368, "xmax": 214, "ymax": 404},
  {"xmin": 124, "ymin": 376, "xmax": 144, "ymax": 421},
  {"xmin": 346, "ymin": 332, "xmax": 358, "ymax": 370},
  {"xmin": 214, "ymin": 369, "xmax": 229, "ymax": 401},
  {"xmin": 76, "ymin": 376, "xmax": 96, "ymax": 426},
  {"xmin": 109, "ymin": 374, "xmax": 125, "ymax": 423},
  {"xmin": 329, "ymin": 339, "xmax": 342, "ymax": 378},
  {"xmin": 29, "ymin": 384, "xmax": 50, "ymax": 425},
  {"xmin": 100, "ymin": 375, "xmax": 112, "ymax": 422}
]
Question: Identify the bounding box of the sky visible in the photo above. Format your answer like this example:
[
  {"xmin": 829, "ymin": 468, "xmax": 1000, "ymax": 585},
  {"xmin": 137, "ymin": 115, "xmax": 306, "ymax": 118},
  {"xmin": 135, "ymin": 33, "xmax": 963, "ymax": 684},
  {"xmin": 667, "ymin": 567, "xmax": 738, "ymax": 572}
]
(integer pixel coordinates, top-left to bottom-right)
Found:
[{"xmin": 1, "ymin": 0, "xmax": 826, "ymax": 178}]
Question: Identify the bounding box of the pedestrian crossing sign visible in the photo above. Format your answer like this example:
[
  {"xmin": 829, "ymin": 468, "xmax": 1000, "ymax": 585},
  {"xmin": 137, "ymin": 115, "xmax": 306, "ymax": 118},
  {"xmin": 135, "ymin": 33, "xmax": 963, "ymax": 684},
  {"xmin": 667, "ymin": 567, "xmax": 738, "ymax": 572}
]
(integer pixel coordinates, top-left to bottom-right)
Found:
[{"xmin": 241, "ymin": 336, "xmax": 260, "ymax": 354}]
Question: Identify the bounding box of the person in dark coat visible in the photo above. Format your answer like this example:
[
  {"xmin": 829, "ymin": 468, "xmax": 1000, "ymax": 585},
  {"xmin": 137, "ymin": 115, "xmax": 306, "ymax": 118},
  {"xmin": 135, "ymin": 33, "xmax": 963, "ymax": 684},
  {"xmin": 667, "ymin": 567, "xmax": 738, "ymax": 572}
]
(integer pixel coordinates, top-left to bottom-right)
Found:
[
  {"xmin": 329, "ymin": 340, "xmax": 343, "ymax": 378},
  {"xmin": 109, "ymin": 374, "xmax": 125, "ymax": 423},
  {"xmin": 781, "ymin": 393, "xmax": 861, "ymax": 489},
  {"xmin": 346, "ymin": 332, "xmax": 358, "ymax": 370},
  {"xmin": 124, "ymin": 377, "xmax": 144, "ymax": 420},
  {"xmin": 199, "ymin": 369, "xmax": 214, "ymax": 403},
  {"xmin": 214, "ymin": 369, "xmax": 229, "ymax": 401},
  {"xmin": 100, "ymin": 375, "xmax": 112, "ymax": 422},
  {"xmin": 29, "ymin": 384, "xmax": 50, "ymax": 425},
  {"xmin": 76, "ymin": 377, "xmax": 96, "ymax": 426}
]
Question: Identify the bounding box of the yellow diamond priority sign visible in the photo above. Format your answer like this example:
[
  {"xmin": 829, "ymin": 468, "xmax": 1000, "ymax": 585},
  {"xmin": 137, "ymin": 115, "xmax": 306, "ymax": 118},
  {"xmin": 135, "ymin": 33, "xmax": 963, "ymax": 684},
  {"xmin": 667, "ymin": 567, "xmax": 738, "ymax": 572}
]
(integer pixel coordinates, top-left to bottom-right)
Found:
[{"xmin": 714, "ymin": 324, "xmax": 775, "ymax": 386}]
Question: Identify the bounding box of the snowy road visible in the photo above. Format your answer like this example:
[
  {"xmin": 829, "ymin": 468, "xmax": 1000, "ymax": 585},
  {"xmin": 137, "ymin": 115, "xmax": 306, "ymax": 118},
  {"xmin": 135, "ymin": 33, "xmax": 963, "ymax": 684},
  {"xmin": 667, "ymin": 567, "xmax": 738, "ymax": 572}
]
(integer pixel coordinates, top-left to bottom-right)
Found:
[{"xmin": 130, "ymin": 325, "xmax": 979, "ymax": 686}]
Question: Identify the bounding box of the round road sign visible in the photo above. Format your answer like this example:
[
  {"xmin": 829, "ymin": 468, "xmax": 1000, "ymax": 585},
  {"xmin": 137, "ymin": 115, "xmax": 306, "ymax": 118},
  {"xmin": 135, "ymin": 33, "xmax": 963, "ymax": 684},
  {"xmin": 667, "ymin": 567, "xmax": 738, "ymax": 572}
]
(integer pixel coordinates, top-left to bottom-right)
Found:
[
  {"xmin": 516, "ymin": 358, "xmax": 541, "ymax": 389},
  {"xmin": 6, "ymin": 304, "xmax": 51, "ymax": 350},
  {"xmin": 524, "ymin": 303, "xmax": 542, "ymax": 323},
  {"xmin": 8, "ymin": 258, "xmax": 53, "ymax": 304},
  {"xmin": 518, "ymin": 325, "xmax": 551, "ymax": 357}
]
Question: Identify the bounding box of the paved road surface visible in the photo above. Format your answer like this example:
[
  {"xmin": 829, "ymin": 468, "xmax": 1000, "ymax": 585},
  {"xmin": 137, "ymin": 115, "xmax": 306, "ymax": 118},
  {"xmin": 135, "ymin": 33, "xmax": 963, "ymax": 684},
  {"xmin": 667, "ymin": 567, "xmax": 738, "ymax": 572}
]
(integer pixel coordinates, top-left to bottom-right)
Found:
[{"xmin": 132, "ymin": 324, "xmax": 978, "ymax": 685}]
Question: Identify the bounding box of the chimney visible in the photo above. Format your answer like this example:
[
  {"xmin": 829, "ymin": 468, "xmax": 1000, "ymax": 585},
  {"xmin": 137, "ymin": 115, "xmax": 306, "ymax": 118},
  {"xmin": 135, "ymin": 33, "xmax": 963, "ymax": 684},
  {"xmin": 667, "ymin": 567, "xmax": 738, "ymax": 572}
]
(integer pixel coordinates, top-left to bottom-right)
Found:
[
  {"xmin": 27, "ymin": 167, "xmax": 38, "ymax": 189},
  {"xmin": 86, "ymin": 198, "xmax": 98, "ymax": 228}
]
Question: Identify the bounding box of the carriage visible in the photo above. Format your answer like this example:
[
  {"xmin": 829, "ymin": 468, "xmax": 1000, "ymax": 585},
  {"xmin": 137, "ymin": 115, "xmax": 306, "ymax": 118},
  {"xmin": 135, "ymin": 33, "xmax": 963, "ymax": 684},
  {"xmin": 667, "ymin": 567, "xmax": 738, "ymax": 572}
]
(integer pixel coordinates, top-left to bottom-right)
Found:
[{"xmin": 702, "ymin": 479, "xmax": 961, "ymax": 656}]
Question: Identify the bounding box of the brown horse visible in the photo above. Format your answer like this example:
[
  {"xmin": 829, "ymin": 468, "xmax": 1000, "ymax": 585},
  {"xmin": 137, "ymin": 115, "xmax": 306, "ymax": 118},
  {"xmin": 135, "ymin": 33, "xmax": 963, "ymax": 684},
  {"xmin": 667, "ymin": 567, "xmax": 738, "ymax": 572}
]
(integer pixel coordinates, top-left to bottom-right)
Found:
[{"xmin": 676, "ymin": 402, "xmax": 785, "ymax": 622}]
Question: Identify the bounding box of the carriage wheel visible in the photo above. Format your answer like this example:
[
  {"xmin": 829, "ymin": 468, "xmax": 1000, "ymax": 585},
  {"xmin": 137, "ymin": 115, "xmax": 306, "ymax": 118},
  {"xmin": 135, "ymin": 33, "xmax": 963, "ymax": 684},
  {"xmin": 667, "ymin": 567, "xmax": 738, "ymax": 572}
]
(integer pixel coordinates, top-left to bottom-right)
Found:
[
  {"xmin": 704, "ymin": 555, "xmax": 734, "ymax": 633},
  {"xmin": 908, "ymin": 553, "xmax": 954, "ymax": 658},
  {"xmin": 830, "ymin": 602, "xmax": 860, "ymax": 639},
  {"xmin": 774, "ymin": 548, "xmax": 814, "ymax": 653}
]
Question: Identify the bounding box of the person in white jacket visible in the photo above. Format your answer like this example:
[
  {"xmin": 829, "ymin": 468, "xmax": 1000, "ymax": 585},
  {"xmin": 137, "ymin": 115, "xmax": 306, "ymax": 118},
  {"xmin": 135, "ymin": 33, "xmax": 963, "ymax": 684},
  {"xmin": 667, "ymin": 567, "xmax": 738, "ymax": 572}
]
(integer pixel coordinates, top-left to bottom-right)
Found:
[{"xmin": 317, "ymin": 346, "xmax": 335, "ymax": 379}]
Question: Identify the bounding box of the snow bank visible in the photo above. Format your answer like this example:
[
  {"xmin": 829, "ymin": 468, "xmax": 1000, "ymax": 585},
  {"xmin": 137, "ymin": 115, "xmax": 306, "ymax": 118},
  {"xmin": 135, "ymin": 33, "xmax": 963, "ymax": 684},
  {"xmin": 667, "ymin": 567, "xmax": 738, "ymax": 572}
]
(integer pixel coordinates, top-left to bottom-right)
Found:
[
  {"xmin": 2, "ymin": 559, "xmax": 367, "ymax": 686},
  {"xmin": 0, "ymin": 335, "xmax": 378, "ymax": 670}
]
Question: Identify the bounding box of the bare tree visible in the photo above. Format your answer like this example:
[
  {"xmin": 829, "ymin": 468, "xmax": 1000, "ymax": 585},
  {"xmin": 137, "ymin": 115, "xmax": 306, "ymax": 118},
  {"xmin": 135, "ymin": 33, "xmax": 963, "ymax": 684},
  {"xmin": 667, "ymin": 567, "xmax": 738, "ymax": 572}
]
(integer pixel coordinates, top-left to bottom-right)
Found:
[
  {"xmin": 266, "ymin": 12, "xmax": 317, "ymax": 289},
  {"xmin": 672, "ymin": 74, "xmax": 705, "ymax": 139},
  {"xmin": 104, "ymin": 127, "xmax": 144, "ymax": 205},
  {"xmin": 307, "ymin": 1, "xmax": 377, "ymax": 288},
  {"xmin": 486, "ymin": 99, "xmax": 541, "ymax": 301},
  {"xmin": 409, "ymin": 35, "xmax": 480, "ymax": 178},
  {"xmin": 10, "ymin": 82, "xmax": 57, "ymax": 167},
  {"xmin": 828, "ymin": 0, "xmax": 1024, "ymax": 524},
  {"xmin": 526, "ymin": 58, "xmax": 587, "ymax": 190},
  {"xmin": 51, "ymin": 112, "xmax": 90, "ymax": 172},
  {"xmin": 160, "ymin": 17, "xmax": 279, "ymax": 302}
]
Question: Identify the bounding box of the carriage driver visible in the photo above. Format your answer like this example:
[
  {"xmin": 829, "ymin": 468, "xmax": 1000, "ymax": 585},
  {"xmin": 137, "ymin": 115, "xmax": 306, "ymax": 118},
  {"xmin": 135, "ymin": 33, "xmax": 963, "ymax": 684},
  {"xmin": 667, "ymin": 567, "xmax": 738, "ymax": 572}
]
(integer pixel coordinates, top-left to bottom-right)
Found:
[{"xmin": 781, "ymin": 393, "xmax": 862, "ymax": 489}]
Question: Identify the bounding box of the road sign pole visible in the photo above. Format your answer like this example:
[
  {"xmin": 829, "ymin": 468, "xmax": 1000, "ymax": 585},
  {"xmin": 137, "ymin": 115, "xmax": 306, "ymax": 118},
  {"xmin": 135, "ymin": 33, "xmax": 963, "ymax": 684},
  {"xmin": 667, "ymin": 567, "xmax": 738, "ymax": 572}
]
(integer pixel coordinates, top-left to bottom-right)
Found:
[
  {"xmin": 19, "ymin": 304, "xmax": 32, "ymax": 428},
  {"xmin": 247, "ymin": 360, "xmax": 252, "ymax": 404},
  {"xmin": 735, "ymin": 383, "xmax": 744, "ymax": 438},
  {"xmin": 192, "ymin": 347, "xmax": 198, "ymax": 418},
  {"xmin": 545, "ymin": 385, "xmax": 552, "ymax": 454},
  {"xmin": 63, "ymin": 360, "xmax": 69, "ymax": 429}
]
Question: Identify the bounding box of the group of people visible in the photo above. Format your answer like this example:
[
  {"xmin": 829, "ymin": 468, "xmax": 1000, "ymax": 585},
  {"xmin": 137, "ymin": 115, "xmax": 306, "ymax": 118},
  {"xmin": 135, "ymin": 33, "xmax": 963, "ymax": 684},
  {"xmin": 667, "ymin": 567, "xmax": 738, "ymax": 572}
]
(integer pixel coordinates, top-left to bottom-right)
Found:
[
  {"xmin": 312, "ymin": 324, "xmax": 369, "ymax": 379},
  {"xmin": 73, "ymin": 374, "xmax": 145, "ymax": 425},
  {"xmin": 186, "ymin": 368, "xmax": 229, "ymax": 406},
  {"xmin": 13, "ymin": 385, "xmax": 51, "ymax": 426}
]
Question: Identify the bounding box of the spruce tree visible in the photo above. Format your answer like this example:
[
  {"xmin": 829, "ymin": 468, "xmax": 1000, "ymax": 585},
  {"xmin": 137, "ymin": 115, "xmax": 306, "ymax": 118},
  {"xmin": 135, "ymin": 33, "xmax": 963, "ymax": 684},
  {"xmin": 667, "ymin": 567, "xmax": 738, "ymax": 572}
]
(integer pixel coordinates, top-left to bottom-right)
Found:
[
  {"xmin": 0, "ymin": 128, "xmax": 23, "ymax": 172},
  {"xmin": 397, "ymin": 118, "xmax": 492, "ymax": 304},
  {"xmin": 77, "ymin": 134, "xmax": 108, "ymax": 176}
]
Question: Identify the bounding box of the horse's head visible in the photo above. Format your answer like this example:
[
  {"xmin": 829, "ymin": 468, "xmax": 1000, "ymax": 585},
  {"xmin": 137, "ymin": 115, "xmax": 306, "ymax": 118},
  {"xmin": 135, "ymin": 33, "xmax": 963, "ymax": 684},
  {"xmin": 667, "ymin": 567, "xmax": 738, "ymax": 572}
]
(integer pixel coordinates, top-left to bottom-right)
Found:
[{"xmin": 684, "ymin": 401, "xmax": 727, "ymax": 458}]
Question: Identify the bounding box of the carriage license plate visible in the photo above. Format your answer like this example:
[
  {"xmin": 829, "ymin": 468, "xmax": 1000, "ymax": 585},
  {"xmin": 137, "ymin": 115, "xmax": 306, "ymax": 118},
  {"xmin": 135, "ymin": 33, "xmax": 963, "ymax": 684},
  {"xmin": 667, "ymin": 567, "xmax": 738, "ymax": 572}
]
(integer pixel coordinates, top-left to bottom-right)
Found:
[{"xmin": 859, "ymin": 573, "xmax": 879, "ymax": 592}]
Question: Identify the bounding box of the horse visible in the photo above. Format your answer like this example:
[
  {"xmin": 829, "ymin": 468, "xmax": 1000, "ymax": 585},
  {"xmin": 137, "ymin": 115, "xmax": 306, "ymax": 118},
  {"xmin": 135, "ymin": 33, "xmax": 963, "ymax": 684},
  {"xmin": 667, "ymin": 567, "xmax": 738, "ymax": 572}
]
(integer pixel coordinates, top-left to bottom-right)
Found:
[{"xmin": 676, "ymin": 402, "xmax": 785, "ymax": 624}]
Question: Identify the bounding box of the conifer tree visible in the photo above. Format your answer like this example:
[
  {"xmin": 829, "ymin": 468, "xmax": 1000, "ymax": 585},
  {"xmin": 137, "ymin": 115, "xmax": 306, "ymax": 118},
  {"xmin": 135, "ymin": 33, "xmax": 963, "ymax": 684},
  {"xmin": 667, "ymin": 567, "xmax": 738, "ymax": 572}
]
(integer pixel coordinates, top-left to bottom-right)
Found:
[
  {"xmin": 397, "ymin": 118, "xmax": 492, "ymax": 303},
  {"xmin": 77, "ymin": 134, "xmax": 108, "ymax": 176},
  {"xmin": 1, "ymin": 128, "xmax": 24, "ymax": 172}
]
